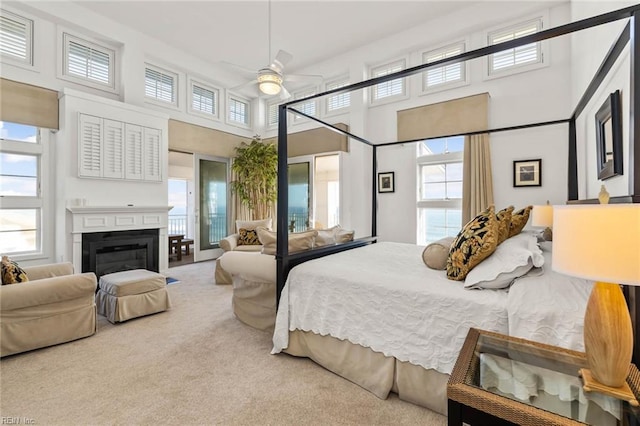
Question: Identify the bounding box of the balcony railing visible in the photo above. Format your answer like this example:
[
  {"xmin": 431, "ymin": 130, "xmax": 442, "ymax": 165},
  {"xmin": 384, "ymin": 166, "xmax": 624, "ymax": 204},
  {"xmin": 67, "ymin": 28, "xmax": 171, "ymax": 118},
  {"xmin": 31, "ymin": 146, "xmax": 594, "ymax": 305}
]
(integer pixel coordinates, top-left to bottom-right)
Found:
[{"xmin": 168, "ymin": 215, "xmax": 188, "ymax": 236}]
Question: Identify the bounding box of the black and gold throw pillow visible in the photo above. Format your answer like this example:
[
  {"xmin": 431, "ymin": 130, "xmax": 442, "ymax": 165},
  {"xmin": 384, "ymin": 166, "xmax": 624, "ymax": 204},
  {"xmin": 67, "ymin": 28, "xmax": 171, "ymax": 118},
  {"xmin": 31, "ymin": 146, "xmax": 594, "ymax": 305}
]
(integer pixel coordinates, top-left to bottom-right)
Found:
[
  {"xmin": 496, "ymin": 205, "xmax": 514, "ymax": 244},
  {"xmin": 237, "ymin": 228, "xmax": 261, "ymax": 246},
  {"xmin": 509, "ymin": 206, "xmax": 533, "ymax": 238},
  {"xmin": 446, "ymin": 205, "xmax": 499, "ymax": 281},
  {"xmin": 1, "ymin": 255, "xmax": 29, "ymax": 285}
]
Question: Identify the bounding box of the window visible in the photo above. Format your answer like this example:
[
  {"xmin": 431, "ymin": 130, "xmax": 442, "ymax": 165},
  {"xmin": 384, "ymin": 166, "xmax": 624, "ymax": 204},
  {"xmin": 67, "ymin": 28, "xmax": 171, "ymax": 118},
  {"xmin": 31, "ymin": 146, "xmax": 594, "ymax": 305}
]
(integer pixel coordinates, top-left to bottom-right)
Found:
[
  {"xmin": 0, "ymin": 121, "xmax": 49, "ymax": 258},
  {"xmin": 0, "ymin": 9, "xmax": 33, "ymax": 65},
  {"xmin": 370, "ymin": 59, "xmax": 406, "ymax": 104},
  {"xmin": 266, "ymin": 101, "xmax": 279, "ymax": 127},
  {"xmin": 488, "ymin": 18, "xmax": 542, "ymax": 75},
  {"xmin": 293, "ymin": 88, "xmax": 317, "ymax": 122},
  {"xmin": 63, "ymin": 33, "xmax": 115, "ymax": 89},
  {"xmin": 422, "ymin": 42, "xmax": 465, "ymax": 91},
  {"xmin": 417, "ymin": 136, "xmax": 464, "ymax": 245},
  {"xmin": 189, "ymin": 79, "xmax": 219, "ymax": 119},
  {"xmin": 227, "ymin": 95, "xmax": 250, "ymax": 128},
  {"xmin": 325, "ymin": 77, "xmax": 350, "ymax": 114},
  {"xmin": 145, "ymin": 64, "xmax": 177, "ymax": 106}
]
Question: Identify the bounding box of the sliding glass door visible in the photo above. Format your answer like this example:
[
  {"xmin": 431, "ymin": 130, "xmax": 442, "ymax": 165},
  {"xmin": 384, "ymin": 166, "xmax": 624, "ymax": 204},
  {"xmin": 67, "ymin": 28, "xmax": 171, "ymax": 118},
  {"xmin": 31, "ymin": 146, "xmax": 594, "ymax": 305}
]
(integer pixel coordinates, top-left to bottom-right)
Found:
[
  {"xmin": 288, "ymin": 159, "xmax": 311, "ymax": 233},
  {"xmin": 194, "ymin": 155, "xmax": 229, "ymax": 261}
]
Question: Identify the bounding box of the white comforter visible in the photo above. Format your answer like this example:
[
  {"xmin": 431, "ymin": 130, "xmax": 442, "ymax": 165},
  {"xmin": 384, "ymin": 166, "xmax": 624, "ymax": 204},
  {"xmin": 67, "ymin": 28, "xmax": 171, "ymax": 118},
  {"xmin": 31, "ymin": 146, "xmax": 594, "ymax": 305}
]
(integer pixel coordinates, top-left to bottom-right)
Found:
[{"xmin": 272, "ymin": 242, "xmax": 510, "ymax": 374}]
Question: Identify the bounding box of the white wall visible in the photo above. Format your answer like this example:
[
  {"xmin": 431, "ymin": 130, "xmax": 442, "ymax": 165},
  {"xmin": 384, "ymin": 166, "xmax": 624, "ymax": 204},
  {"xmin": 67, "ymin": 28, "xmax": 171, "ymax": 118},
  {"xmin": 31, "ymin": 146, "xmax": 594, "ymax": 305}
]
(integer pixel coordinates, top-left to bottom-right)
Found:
[
  {"xmin": 286, "ymin": 2, "xmax": 573, "ymax": 243},
  {"xmin": 570, "ymin": 1, "xmax": 636, "ymax": 199}
]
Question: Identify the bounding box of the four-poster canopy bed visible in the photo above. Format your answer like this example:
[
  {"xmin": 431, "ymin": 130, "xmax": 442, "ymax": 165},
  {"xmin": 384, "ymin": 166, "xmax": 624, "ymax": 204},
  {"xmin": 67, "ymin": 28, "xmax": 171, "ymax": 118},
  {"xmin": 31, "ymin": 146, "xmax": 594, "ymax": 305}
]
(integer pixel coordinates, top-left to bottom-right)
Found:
[{"xmin": 270, "ymin": 4, "xmax": 640, "ymax": 417}]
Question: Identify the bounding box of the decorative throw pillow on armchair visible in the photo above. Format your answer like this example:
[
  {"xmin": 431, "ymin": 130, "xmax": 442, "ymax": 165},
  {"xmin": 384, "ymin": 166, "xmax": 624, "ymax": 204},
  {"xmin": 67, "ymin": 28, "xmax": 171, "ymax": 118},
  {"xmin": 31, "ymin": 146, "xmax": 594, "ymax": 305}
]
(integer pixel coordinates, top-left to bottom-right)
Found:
[{"xmin": 1, "ymin": 256, "xmax": 29, "ymax": 285}]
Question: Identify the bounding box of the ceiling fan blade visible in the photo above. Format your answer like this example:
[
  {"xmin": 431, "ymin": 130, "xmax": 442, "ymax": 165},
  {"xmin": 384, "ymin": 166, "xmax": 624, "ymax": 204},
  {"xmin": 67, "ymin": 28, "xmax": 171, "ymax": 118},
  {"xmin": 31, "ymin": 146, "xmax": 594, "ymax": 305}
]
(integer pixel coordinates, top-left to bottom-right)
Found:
[
  {"xmin": 284, "ymin": 73, "xmax": 323, "ymax": 83},
  {"xmin": 220, "ymin": 61, "xmax": 256, "ymax": 77},
  {"xmin": 279, "ymin": 85, "xmax": 291, "ymax": 101},
  {"xmin": 230, "ymin": 79, "xmax": 258, "ymax": 92},
  {"xmin": 271, "ymin": 49, "xmax": 293, "ymax": 72}
]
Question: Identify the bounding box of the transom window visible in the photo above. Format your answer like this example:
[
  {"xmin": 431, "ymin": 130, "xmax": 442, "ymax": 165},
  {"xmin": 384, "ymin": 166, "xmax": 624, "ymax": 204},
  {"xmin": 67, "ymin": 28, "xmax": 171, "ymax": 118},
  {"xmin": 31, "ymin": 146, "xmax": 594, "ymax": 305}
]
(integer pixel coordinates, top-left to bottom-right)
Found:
[
  {"xmin": 488, "ymin": 18, "xmax": 542, "ymax": 75},
  {"xmin": 422, "ymin": 42, "xmax": 465, "ymax": 90},
  {"xmin": 0, "ymin": 9, "xmax": 33, "ymax": 65},
  {"xmin": 325, "ymin": 77, "xmax": 350, "ymax": 113},
  {"xmin": 0, "ymin": 121, "xmax": 46, "ymax": 257},
  {"xmin": 189, "ymin": 80, "xmax": 218, "ymax": 118},
  {"xmin": 63, "ymin": 33, "xmax": 115, "ymax": 89},
  {"xmin": 266, "ymin": 102, "xmax": 279, "ymax": 127},
  {"xmin": 417, "ymin": 136, "xmax": 464, "ymax": 245},
  {"xmin": 227, "ymin": 96, "xmax": 250, "ymax": 127},
  {"xmin": 370, "ymin": 59, "xmax": 405, "ymax": 103},
  {"xmin": 293, "ymin": 88, "xmax": 317, "ymax": 121},
  {"xmin": 145, "ymin": 64, "xmax": 177, "ymax": 105}
]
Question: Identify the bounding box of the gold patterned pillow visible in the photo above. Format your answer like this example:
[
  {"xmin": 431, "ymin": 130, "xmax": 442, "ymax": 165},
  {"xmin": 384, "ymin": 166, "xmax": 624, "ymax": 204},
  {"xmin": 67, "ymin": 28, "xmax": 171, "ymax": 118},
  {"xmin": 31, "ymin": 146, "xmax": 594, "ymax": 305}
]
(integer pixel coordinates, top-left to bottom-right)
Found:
[
  {"xmin": 446, "ymin": 206, "xmax": 499, "ymax": 281},
  {"xmin": 509, "ymin": 206, "xmax": 533, "ymax": 238},
  {"xmin": 1, "ymin": 256, "xmax": 29, "ymax": 285},
  {"xmin": 496, "ymin": 206, "xmax": 514, "ymax": 244},
  {"xmin": 237, "ymin": 228, "xmax": 261, "ymax": 246}
]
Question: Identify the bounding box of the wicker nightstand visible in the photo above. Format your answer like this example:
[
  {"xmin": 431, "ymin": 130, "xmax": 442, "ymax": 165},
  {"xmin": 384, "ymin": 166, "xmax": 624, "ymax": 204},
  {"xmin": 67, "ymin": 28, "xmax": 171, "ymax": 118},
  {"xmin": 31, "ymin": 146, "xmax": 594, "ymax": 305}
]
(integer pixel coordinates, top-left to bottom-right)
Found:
[{"xmin": 448, "ymin": 328, "xmax": 640, "ymax": 426}]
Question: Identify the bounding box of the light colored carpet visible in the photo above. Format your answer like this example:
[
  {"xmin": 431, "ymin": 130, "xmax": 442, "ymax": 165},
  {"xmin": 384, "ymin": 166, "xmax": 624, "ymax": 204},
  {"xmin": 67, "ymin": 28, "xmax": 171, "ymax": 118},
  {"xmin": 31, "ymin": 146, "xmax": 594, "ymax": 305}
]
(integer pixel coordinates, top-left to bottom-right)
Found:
[{"xmin": 0, "ymin": 260, "xmax": 447, "ymax": 425}]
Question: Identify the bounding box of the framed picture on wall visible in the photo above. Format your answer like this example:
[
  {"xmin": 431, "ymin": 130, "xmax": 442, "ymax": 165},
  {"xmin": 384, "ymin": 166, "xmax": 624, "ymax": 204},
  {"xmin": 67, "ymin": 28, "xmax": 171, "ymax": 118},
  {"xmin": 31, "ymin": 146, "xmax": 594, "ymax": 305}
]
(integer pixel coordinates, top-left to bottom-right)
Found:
[
  {"xmin": 513, "ymin": 159, "xmax": 541, "ymax": 187},
  {"xmin": 378, "ymin": 172, "xmax": 395, "ymax": 193},
  {"xmin": 595, "ymin": 89, "xmax": 623, "ymax": 180}
]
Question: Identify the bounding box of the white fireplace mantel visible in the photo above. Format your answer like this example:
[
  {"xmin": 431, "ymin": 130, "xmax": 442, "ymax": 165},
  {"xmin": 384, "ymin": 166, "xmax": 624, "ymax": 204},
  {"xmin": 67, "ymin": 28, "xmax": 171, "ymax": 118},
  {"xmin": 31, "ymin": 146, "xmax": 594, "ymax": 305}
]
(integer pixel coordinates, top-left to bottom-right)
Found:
[{"xmin": 67, "ymin": 205, "xmax": 172, "ymax": 274}]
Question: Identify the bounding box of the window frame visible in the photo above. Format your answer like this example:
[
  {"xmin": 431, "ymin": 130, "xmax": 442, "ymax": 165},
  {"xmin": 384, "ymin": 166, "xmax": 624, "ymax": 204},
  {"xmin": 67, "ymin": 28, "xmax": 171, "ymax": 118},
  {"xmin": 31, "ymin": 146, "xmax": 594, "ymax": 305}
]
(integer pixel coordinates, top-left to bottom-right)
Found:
[
  {"xmin": 369, "ymin": 57, "xmax": 409, "ymax": 106},
  {"xmin": 420, "ymin": 40, "xmax": 469, "ymax": 94},
  {"xmin": 324, "ymin": 75, "xmax": 351, "ymax": 116},
  {"xmin": 225, "ymin": 92, "xmax": 251, "ymax": 129},
  {"xmin": 0, "ymin": 8, "xmax": 33, "ymax": 68},
  {"xmin": 144, "ymin": 62, "xmax": 179, "ymax": 109},
  {"xmin": 0, "ymin": 124, "xmax": 52, "ymax": 261},
  {"xmin": 484, "ymin": 15, "xmax": 548, "ymax": 80},
  {"xmin": 59, "ymin": 31, "xmax": 117, "ymax": 93},
  {"xmin": 187, "ymin": 77, "xmax": 221, "ymax": 121},
  {"xmin": 416, "ymin": 138, "xmax": 464, "ymax": 245}
]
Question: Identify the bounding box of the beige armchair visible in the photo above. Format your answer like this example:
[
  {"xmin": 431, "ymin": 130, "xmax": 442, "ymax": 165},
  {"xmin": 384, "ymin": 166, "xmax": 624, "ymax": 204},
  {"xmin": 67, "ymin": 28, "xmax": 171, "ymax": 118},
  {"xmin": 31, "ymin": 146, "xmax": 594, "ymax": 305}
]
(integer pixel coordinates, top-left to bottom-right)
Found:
[
  {"xmin": 215, "ymin": 218, "xmax": 272, "ymax": 285},
  {"xmin": 0, "ymin": 262, "xmax": 97, "ymax": 357}
]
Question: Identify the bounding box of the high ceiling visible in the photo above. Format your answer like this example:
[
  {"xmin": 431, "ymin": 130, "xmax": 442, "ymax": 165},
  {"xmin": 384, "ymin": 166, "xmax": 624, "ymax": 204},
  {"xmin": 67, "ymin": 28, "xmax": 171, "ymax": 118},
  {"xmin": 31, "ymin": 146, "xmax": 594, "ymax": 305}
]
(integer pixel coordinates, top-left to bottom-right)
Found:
[{"xmin": 76, "ymin": 1, "xmax": 477, "ymax": 74}]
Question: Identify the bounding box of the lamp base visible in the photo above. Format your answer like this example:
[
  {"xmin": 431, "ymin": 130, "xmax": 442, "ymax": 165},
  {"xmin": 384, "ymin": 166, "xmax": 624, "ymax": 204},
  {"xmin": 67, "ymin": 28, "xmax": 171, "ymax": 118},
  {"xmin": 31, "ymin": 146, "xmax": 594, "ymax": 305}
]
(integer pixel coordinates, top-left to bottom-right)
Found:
[{"xmin": 580, "ymin": 368, "xmax": 638, "ymax": 406}]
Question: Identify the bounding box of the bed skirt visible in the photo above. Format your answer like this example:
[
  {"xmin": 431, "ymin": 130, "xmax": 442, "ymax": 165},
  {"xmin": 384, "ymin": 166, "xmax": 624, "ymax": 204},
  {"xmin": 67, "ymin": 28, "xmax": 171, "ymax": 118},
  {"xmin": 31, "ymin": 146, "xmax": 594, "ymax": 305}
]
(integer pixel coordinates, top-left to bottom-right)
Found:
[{"xmin": 284, "ymin": 329, "xmax": 449, "ymax": 415}]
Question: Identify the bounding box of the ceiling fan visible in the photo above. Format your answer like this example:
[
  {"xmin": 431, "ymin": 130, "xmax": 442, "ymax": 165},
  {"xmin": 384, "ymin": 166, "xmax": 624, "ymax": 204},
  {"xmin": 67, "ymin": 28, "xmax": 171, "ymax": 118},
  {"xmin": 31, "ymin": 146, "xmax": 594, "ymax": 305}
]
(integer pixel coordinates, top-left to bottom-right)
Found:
[{"xmin": 224, "ymin": 0, "xmax": 321, "ymax": 100}]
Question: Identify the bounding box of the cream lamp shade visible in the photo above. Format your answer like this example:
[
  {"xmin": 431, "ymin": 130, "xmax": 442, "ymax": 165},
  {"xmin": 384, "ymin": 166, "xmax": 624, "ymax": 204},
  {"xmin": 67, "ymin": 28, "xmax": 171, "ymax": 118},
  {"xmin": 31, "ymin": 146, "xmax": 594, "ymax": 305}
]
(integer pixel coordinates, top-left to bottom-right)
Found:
[
  {"xmin": 552, "ymin": 204, "xmax": 640, "ymax": 285},
  {"xmin": 552, "ymin": 204, "xmax": 640, "ymax": 393},
  {"xmin": 532, "ymin": 204, "xmax": 553, "ymax": 228}
]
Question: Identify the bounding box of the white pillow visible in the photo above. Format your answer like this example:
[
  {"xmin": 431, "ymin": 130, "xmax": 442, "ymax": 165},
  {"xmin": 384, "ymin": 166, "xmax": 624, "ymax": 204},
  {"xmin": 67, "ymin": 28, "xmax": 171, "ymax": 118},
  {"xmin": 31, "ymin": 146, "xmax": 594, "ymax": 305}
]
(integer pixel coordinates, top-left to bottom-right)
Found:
[
  {"xmin": 464, "ymin": 232, "xmax": 544, "ymax": 290},
  {"xmin": 315, "ymin": 226, "xmax": 340, "ymax": 247}
]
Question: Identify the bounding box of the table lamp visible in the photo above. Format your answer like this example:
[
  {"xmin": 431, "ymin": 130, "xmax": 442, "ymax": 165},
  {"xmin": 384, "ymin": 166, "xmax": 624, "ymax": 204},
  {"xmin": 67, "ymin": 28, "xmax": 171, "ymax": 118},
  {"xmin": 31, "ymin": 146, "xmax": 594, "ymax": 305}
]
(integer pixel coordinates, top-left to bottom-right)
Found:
[
  {"xmin": 553, "ymin": 204, "xmax": 640, "ymax": 402},
  {"xmin": 532, "ymin": 201, "xmax": 553, "ymax": 241}
]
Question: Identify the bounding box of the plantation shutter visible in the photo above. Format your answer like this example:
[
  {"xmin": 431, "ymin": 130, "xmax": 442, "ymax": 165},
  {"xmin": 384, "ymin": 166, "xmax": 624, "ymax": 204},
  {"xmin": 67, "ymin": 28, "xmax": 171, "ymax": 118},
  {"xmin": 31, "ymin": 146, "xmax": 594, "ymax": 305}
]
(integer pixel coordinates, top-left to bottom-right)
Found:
[
  {"xmin": 79, "ymin": 114, "xmax": 102, "ymax": 177},
  {"xmin": 144, "ymin": 127, "xmax": 162, "ymax": 181},
  {"xmin": 267, "ymin": 103, "xmax": 279, "ymax": 126},
  {"xmin": 125, "ymin": 124, "xmax": 143, "ymax": 180},
  {"xmin": 192, "ymin": 84, "xmax": 216, "ymax": 115},
  {"xmin": 145, "ymin": 66, "xmax": 175, "ymax": 103},
  {"xmin": 103, "ymin": 119, "xmax": 124, "ymax": 178},
  {"xmin": 423, "ymin": 43, "xmax": 464, "ymax": 88},
  {"xmin": 66, "ymin": 37, "xmax": 111, "ymax": 85},
  {"xmin": 372, "ymin": 60, "xmax": 404, "ymax": 100},
  {"xmin": 326, "ymin": 79, "xmax": 350, "ymax": 112},
  {"xmin": 489, "ymin": 19, "xmax": 541, "ymax": 73},
  {"xmin": 0, "ymin": 11, "xmax": 32, "ymax": 64}
]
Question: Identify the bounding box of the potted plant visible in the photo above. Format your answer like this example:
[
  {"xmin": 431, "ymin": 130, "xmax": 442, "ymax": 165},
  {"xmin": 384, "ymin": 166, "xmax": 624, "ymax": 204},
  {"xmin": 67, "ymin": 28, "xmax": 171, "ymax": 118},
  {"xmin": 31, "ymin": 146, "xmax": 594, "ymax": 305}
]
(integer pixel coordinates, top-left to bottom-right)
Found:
[{"xmin": 231, "ymin": 135, "xmax": 278, "ymax": 220}]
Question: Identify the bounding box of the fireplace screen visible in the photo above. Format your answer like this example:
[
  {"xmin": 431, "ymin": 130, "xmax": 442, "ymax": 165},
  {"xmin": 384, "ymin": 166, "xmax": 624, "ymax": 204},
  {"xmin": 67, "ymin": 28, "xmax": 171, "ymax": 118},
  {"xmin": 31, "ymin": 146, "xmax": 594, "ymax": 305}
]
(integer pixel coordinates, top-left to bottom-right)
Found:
[{"xmin": 82, "ymin": 229, "xmax": 159, "ymax": 279}]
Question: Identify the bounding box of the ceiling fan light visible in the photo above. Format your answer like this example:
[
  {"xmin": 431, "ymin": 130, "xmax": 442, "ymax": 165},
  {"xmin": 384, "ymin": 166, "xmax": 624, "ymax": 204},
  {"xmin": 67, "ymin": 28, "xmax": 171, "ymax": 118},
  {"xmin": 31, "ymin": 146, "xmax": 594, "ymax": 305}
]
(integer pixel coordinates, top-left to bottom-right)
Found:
[{"xmin": 258, "ymin": 70, "xmax": 283, "ymax": 95}]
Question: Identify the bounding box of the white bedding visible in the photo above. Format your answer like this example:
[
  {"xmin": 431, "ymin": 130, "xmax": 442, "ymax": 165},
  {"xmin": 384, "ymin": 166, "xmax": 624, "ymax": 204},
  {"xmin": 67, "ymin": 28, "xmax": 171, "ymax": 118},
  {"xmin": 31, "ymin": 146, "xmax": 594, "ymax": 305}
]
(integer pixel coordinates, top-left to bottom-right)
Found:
[{"xmin": 272, "ymin": 241, "xmax": 510, "ymax": 373}]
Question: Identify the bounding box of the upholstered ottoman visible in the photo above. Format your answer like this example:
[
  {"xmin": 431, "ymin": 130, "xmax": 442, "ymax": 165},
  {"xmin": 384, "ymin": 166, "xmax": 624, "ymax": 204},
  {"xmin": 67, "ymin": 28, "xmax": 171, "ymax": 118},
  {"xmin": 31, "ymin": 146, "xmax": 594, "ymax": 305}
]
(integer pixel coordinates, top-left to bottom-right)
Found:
[{"xmin": 96, "ymin": 269, "xmax": 171, "ymax": 323}]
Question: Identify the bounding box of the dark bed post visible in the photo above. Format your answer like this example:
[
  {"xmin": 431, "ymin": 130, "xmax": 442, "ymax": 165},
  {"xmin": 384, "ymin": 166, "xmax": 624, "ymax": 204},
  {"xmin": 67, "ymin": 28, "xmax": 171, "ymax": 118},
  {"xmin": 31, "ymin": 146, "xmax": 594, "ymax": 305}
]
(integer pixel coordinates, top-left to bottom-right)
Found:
[
  {"xmin": 629, "ymin": 10, "xmax": 640, "ymax": 367},
  {"xmin": 276, "ymin": 105, "xmax": 289, "ymax": 308},
  {"xmin": 372, "ymin": 145, "xmax": 377, "ymax": 237},
  {"xmin": 568, "ymin": 118, "xmax": 578, "ymax": 201}
]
